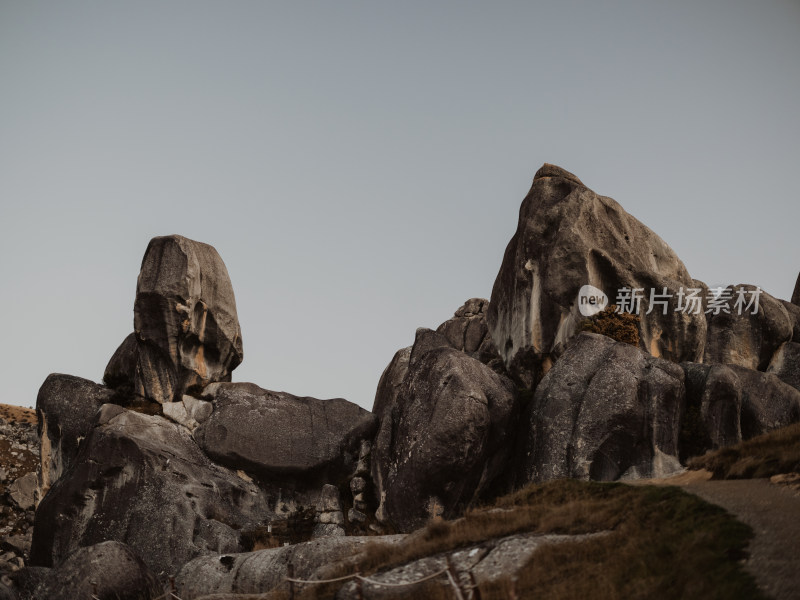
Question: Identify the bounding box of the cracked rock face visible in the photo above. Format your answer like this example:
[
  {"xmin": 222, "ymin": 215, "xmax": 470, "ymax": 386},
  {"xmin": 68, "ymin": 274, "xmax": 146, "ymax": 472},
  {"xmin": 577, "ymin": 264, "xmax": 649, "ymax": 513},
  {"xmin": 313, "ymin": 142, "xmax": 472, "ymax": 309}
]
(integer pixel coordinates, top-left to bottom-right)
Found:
[
  {"xmin": 30, "ymin": 406, "xmax": 271, "ymax": 581},
  {"xmin": 374, "ymin": 329, "xmax": 519, "ymax": 532},
  {"xmin": 515, "ymin": 332, "xmax": 685, "ymax": 485},
  {"xmin": 132, "ymin": 235, "xmax": 244, "ymax": 404},
  {"xmin": 703, "ymin": 284, "xmax": 793, "ymax": 371},
  {"xmin": 195, "ymin": 382, "xmax": 378, "ymax": 479},
  {"xmin": 487, "ymin": 164, "xmax": 706, "ymax": 387},
  {"xmin": 30, "ymin": 541, "xmax": 160, "ymax": 600},
  {"xmin": 35, "ymin": 374, "xmax": 115, "ymax": 499}
]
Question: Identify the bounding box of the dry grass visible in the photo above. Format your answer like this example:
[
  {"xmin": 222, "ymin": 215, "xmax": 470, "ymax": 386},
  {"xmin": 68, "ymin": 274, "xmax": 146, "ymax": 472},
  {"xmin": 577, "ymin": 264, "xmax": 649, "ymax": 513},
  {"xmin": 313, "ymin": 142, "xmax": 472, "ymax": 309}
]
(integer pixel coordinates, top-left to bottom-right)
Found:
[
  {"xmin": 0, "ymin": 403, "xmax": 37, "ymax": 425},
  {"xmin": 298, "ymin": 479, "xmax": 762, "ymax": 600},
  {"xmin": 688, "ymin": 422, "xmax": 800, "ymax": 479},
  {"xmin": 576, "ymin": 305, "xmax": 641, "ymax": 346}
]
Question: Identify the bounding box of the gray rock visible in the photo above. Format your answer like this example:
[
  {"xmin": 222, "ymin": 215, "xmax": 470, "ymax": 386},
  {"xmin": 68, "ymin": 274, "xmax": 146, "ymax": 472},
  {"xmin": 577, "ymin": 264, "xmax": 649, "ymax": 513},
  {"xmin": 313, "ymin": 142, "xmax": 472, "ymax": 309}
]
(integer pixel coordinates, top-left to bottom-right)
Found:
[
  {"xmin": 731, "ymin": 365, "xmax": 800, "ymax": 439},
  {"xmin": 35, "ymin": 374, "xmax": 115, "ymax": 499},
  {"xmin": 312, "ymin": 523, "xmax": 346, "ymax": 538},
  {"xmin": 704, "ymin": 285, "xmax": 792, "ymax": 371},
  {"xmin": 184, "ymin": 395, "xmax": 214, "ymax": 423},
  {"xmin": 175, "ymin": 536, "xmax": 401, "ymax": 598},
  {"xmin": 377, "ymin": 329, "xmax": 519, "ymax": 531},
  {"xmin": 680, "ymin": 363, "xmax": 743, "ymax": 460},
  {"xmin": 516, "ymin": 333, "xmax": 685, "ymax": 485},
  {"xmin": 103, "ymin": 332, "xmax": 138, "ymax": 391},
  {"xmin": 436, "ymin": 298, "xmax": 505, "ymax": 372},
  {"xmin": 334, "ymin": 531, "xmax": 606, "ymax": 600},
  {"xmin": 487, "ymin": 163, "xmax": 706, "ymax": 387},
  {"xmin": 767, "ymin": 342, "xmax": 800, "ymax": 393},
  {"xmin": 316, "ymin": 484, "xmax": 342, "ymax": 512},
  {"xmin": 30, "ymin": 406, "xmax": 272, "ymax": 581},
  {"xmin": 133, "ymin": 235, "xmax": 244, "ymax": 404},
  {"xmin": 31, "ymin": 541, "xmax": 159, "ymax": 600},
  {"xmin": 195, "ymin": 382, "xmax": 378, "ymax": 478},
  {"xmin": 161, "ymin": 400, "xmax": 198, "ymax": 430},
  {"xmin": 8, "ymin": 473, "xmax": 37, "ymax": 512},
  {"xmin": 781, "ymin": 300, "xmax": 800, "ymax": 341}
]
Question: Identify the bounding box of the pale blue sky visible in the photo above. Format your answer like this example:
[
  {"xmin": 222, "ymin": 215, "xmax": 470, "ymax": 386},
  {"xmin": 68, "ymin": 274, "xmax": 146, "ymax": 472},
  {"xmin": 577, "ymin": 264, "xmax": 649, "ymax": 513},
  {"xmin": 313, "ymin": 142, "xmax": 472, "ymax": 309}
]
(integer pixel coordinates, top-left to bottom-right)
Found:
[{"xmin": 1, "ymin": 1, "xmax": 798, "ymax": 408}]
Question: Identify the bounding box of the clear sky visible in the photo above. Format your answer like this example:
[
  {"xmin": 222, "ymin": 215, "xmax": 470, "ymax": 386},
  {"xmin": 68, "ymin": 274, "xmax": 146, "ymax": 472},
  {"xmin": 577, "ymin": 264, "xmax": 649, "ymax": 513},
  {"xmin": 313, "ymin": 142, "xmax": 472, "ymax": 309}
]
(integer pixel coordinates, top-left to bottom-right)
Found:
[{"xmin": 1, "ymin": 1, "xmax": 798, "ymax": 409}]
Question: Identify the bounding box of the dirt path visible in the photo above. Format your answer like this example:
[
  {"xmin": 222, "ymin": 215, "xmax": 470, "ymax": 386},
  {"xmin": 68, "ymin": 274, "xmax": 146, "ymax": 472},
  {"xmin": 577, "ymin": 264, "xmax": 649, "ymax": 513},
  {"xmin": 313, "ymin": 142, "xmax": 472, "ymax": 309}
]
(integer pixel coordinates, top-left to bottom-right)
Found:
[{"xmin": 632, "ymin": 472, "xmax": 800, "ymax": 600}]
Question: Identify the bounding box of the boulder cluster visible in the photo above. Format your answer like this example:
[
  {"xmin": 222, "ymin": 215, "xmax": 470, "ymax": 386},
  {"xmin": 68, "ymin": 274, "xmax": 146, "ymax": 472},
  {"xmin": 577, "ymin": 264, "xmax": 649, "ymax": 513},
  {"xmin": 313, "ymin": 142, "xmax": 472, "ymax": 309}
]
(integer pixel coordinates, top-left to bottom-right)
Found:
[{"xmin": 3, "ymin": 164, "xmax": 799, "ymax": 598}]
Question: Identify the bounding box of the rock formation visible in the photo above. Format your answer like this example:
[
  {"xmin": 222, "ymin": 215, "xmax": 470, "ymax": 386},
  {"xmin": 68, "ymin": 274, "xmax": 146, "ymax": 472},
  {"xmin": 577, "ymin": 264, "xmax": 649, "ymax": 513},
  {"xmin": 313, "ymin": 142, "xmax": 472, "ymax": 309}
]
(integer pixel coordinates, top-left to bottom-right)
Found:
[
  {"xmin": 486, "ymin": 163, "xmax": 706, "ymax": 387},
  {"xmin": 112, "ymin": 235, "xmax": 244, "ymax": 405},
  {"xmin": 195, "ymin": 382, "xmax": 377, "ymax": 480},
  {"xmin": 373, "ymin": 328, "xmax": 518, "ymax": 531},
  {"xmin": 9, "ymin": 166, "xmax": 799, "ymax": 599},
  {"xmin": 35, "ymin": 374, "xmax": 115, "ymax": 499},
  {"xmin": 514, "ymin": 332, "xmax": 685, "ymax": 484},
  {"xmin": 703, "ymin": 285, "xmax": 792, "ymax": 371}
]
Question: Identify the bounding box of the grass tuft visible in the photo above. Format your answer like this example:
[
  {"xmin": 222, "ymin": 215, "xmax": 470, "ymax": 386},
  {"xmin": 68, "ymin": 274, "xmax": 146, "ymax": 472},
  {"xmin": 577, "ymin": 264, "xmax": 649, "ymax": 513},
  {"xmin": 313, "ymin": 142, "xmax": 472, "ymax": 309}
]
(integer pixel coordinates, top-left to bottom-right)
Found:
[{"xmin": 688, "ymin": 422, "xmax": 800, "ymax": 479}]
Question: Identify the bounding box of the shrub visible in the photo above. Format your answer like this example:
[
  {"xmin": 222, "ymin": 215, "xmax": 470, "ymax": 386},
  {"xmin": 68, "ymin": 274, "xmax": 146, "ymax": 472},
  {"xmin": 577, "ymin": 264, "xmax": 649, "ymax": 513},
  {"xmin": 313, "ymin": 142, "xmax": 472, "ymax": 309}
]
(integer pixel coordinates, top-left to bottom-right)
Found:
[{"xmin": 576, "ymin": 305, "xmax": 640, "ymax": 346}]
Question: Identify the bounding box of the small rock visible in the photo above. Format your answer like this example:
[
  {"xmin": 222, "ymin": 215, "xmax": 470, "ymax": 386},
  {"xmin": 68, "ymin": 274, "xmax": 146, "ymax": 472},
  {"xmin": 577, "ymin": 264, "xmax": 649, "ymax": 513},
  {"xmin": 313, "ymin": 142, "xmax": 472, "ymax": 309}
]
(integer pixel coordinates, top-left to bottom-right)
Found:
[
  {"xmin": 318, "ymin": 511, "xmax": 345, "ymax": 525},
  {"xmin": 8, "ymin": 473, "xmax": 37, "ymax": 511},
  {"xmin": 347, "ymin": 508, "xmax": 366, "ymax": 523},
  {"xmin": 350, "ymin": 477, "xmax": 367, "ymax": 495},
  {"xmin": 316, "ymin": 484, "xmax": 341, "ymax": 513},
  {"xmin": 311, "ymin": 523, "xmax": 345, "ymax": 539}
]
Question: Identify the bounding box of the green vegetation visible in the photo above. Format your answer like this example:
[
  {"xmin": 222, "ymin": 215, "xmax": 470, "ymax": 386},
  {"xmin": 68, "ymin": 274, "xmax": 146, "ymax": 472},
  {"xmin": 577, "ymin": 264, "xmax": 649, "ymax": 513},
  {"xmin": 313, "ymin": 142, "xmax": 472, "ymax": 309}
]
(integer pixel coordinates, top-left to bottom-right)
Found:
[
  {"xmin": 576, "ymin": 305, "xmax": 641, "ymax": 347},
  {"xmin": 287, "ymin": 479, "xmax": 762, "ymax": 600},
  {"xmin": 689, "ymin": 422, "xmax": 800, "ymax": 479}
]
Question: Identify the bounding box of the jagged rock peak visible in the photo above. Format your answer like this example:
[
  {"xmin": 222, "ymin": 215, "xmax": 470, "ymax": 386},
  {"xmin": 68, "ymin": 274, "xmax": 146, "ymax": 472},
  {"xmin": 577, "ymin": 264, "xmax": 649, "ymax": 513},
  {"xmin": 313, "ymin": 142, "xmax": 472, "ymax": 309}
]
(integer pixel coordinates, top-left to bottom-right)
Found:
[{"xmin": 533, "ymin": 163, "xmax": 584, "ymax": 186}]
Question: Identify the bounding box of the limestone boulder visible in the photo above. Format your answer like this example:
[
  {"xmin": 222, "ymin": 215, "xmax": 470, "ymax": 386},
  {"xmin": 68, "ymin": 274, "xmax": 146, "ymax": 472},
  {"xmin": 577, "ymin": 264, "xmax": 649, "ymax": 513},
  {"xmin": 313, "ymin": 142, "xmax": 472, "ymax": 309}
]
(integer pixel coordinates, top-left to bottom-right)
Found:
[
  {"xmin": 35, "ymin": 374, "xmax": 115, "ymax": 498},
  {"xmin": 195, "ymin": 383, "xmax": 378, "ymax": 479},
  {"xmin": 680, "ymin": 363, "xmax": 743, "ymax": 461},
  {"xmin": 174, "ymin": 536, "xmax": 402, "ymax": 598},
  {"xmin": 133, "ymin": 235, "xmax": 243, "ymax": 404},
  {"xmin": 30, "ymin": 541, "xmax": 159, "ymax": 600},
  {"xmin": 487, "ymin": 164, "xmax": 706, "ymax": 387},
  {"xmin": 515, "ymin": 332, "xmax": 685, "ymax": 485},
  {"xmin": 30, "ymin": 405, "xmax": 271, "ymax": 581},
  {"xmin": 767, "ymin": 342, "xmax": 800, "ymax": 393},
  {"xmin": 703, "ymin": 285, "xmax": 792, "ymax": 371},
  {"xmin": 436, "ymin": 298, "xmax": 505, "ymax": 373},
  {"xmin": 376, "ymin": 329, "xmax": 519, "ymax": 531},
  {"xmin": 730, "ymin": 365, "xmax": 800, "ymax": 439},
  {"xmin": 102, "ymin": 332, "xmax": 138, "ymax": 392}
]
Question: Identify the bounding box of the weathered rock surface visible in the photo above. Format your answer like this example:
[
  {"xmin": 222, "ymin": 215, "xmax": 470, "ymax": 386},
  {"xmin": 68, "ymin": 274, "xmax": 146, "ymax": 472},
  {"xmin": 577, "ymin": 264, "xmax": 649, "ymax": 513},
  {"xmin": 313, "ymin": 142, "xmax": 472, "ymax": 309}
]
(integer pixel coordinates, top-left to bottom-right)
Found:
[
  {"xmin": 30, "ymin": 541, "xmax": 159, "ymax": 600},
  {"xmin": 780, "ymin": 300, "xmax": 800, "ymax": 341},
  {"xmin": 730, "ymin": 366, "xmax": 800, "ymax": 439},
  {"xmin": 375, "ymin": 329, "xmax": 518, "ymax": 531},
  {"xmin": 334, "ymin": 531, "xmax": 606, "ymax": 599},
  {"xmin": 7, "ymin": 474, "xmax": 36, "ymax": 512},
  {"xmin": 487, "ymin": 164, "xmax": 706, "ymax": 387},
  {"xmin": 30, "ymin": 405, "xmax": 272, "ymax": 580},
  {"xmin": 767, "ymin": 342, "xmax": 800, "ymax": 393},
  {"xmin": 515, "ymin": 332, "xmax": 685, "ymax": 485},
  {"xmin": 133, "ymin": 235, "xmax": 244, "ymax": 404},
  {"xmin": 103, "ymin": 332, "xmax": 138, "ymax": 391},
  {"xmin": 792, "ymin": 272, "xmax": 800, "ymax": 306},
  {"xmin": 195, "ymin": 383, "xmax": 377, "ymax": 482},
  {"xmin": 35, "ymin": 374, "xmax": 115, "ymax": 498},
  {"xmin": 703, "ymin": 285, "xmax": 792, "ymax": 371},
  {"xmin": 436, "ymin": 298, "xmax": 505, "ymax": 373},
  {"xmin": 680, "ymin": 363, "xmax": 743, "ymax": 460},
  {"xmin": 175, "ymin": 536, "xmax": 403, "ymax": 598}
]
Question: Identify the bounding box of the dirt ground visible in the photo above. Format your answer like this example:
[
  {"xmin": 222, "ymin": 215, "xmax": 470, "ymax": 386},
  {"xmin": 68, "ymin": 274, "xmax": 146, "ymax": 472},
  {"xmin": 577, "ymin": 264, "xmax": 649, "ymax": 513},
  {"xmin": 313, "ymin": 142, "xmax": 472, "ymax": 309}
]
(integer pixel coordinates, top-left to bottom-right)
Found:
[{"xmin": 630, "ymin": 470, "xmax": 800, "ymax": 600}]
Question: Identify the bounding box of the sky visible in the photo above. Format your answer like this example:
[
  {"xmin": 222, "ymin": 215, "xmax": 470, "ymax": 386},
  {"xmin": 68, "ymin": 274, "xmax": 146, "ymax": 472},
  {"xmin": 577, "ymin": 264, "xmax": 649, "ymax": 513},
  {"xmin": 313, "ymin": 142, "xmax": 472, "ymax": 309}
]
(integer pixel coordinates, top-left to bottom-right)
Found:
[{"xmin": 1, "ymin": 1, "xmax": 798, "ymax": 409}]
